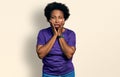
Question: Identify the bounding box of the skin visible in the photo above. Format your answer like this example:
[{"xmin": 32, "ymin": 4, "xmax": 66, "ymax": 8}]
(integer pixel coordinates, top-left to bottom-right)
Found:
[{"xmin": 36, "ymin": 9, "xmax": 76, "ymax": 59}]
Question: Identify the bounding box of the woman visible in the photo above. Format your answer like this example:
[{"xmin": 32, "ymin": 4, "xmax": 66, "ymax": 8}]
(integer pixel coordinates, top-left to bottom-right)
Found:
[{"xmin": 36, "ymin": 2, "xmax": 76, "ymax": 77}]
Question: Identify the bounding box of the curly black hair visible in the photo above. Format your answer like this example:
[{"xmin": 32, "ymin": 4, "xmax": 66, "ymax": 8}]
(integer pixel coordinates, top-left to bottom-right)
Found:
[{"xmin": 44, "ymin": 2, "xmax": 70, "ymax": 21}]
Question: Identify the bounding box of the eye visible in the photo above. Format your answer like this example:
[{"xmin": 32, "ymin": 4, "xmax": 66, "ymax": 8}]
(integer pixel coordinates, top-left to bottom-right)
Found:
[
  {"xmin": 59, "ymin": 16, "xmax": 63, "ymax": 19},
  {"xmin": 50, "ymin": 16, "xmax": 55, "ymax": 19}
]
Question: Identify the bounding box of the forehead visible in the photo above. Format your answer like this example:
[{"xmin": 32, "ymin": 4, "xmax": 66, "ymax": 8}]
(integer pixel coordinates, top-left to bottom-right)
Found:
[{"xmin": 51, "ymin": 9, "xmax": 64, "ymax": 16}]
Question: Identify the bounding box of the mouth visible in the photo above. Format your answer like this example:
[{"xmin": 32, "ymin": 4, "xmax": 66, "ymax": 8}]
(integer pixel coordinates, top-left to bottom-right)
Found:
[{"xmin": 54, "ymin": 24, "xmax": 60, "ymax": 28}]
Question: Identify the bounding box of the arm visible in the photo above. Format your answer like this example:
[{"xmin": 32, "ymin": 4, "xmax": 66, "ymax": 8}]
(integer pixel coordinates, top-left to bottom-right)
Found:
[
  {"xmin": 36, "ymin": 26, "xmax": 58, "ymax": 59},
  {"xmin": 36, "ymin": 35, "xmax": 57, "ymax": 59},
  {"xmin": 57, "ymin": 26, "xmax": 76, "ymax": 59},
  {"xmin": 59, "ymin": 37, "xmax": 76, "ymax": 59}
]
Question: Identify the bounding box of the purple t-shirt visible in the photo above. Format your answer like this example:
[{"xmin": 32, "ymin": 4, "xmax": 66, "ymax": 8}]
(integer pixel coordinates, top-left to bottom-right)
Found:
[{"xmin": 37, "ymin": 27, "xmax": 76, "ymax": 75}]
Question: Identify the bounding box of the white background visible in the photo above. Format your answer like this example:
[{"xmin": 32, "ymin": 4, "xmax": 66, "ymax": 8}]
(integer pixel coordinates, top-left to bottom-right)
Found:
[{"xmin": 0, "ymin": 0, "xmax": 120, "ymax": 77}]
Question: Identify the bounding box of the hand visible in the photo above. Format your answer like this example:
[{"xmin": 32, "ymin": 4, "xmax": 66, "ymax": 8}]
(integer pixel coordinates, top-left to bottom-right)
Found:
[
  {"xmin": 58, "ymin": 26, "xmax": 63, "ymax": 36},
  {"xmin": 52, "ymin": 25, "xmax": 64, "ymax": 37},
  {"xmin": 50, "ymin": 20, "xmax": 64, "ymax": 36},
  {"xmin": 53, "ymin": 25, "xmax": 58, "ymax": 36}
]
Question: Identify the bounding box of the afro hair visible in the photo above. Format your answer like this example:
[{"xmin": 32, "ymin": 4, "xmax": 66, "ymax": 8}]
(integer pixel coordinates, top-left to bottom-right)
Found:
[{"xmin": 44, "ymin": 2, "xmax": 70, "ymax": 21}]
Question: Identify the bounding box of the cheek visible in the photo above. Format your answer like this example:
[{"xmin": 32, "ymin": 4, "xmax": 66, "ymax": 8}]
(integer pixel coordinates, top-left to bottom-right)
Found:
[
  {"xmin": 61, "ymin": 19, "xmax": 65, "ymax": 22},
  {"xmin": 59, "ymin": 18, "xmax": 64, "ymax": 23},
  {"xmin": 49, "ymin": 19, "xmax": 54, "ymax": 24},
  {"xmin": 61, "ymin": 19, "xmax": 65, "ymax": 24}
]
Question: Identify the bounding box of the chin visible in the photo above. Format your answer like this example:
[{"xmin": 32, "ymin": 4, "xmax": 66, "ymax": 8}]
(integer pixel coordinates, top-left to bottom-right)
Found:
[{"xmin": 55, "ymin": 27, "xmax": 59, "ymax": 29}]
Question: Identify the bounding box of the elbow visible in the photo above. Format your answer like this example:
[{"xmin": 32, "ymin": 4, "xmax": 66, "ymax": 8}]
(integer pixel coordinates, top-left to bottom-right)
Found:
[
  {"xmin": 38, "ymin": 56, "xmax": 42, "ymax": 59},
  {"xmin": 67, "ymin": 50, "xmax": 75, "ymax": 59},
  {"xmin": 66, "ymin": 48, "xmax": 75, "ymax": 59},
  {"xmin": 37, "ymin": 50, "xmax": 44, "ymax": 59},
  {"xmin": 67, "ymin": 56, "xmax": 72, "ymax": 59},
  {"xmin": 36, "ymin": 45, "xmax": 45, "ymax": 59},
  {"xmin": 66, "ymin": 53, "xmax": 74, "ymax": 59},
  {"xmin": 38, "ymin": 53, "xmax": 44, "ymax": 59},
  {"xmin": 36, "ymin": 48, "xmax": 45, "ymax": 59}
]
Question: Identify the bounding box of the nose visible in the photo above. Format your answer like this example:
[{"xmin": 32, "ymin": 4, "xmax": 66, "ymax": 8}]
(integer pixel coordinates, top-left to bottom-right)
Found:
[{"xmin": 55, "ymin": 18, "xmax": 59, "ymax": 23}]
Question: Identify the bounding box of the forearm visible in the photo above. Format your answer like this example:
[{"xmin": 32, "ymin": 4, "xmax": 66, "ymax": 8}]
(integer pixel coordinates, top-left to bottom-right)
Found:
[
  {"xmin": 37, "ymin": 35, "xmax": 57, "ymax": 59},
  {"xmin": 59, "ymin": 38, "xmax": 75, "ymax": 59}
]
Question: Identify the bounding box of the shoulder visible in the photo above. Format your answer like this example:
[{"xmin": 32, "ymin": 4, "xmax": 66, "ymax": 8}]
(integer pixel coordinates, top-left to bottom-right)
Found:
[
  {"xmin": 39, "ymin": 27, "xmax": 51, "ymax": 32},
  {"xmin": 65, "ymin": 28, "xmax": 76, "ymax": 35},
  {"xmin": 38, "ymin": 27, "xmax": 51, "ymax": 34}
]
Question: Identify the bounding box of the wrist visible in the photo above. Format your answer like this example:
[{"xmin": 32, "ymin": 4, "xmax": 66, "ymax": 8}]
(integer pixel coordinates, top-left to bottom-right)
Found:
[
  {"xmin": 53, "ymin": 34, "xmax": 58, "ymax": 38},
  {"xmin": 58, "ymin": 35, "xmax": 64, "ymax": 38}
]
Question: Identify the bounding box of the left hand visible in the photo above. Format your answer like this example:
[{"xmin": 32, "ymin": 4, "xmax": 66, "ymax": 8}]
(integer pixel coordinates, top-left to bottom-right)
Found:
[
  {"xmin": 57, "ymin": 20, "xmax": 64, "ymax": 36},
  {"xmin": 57, "ymin": 26, "xmax": 63, "ymax": 36}
]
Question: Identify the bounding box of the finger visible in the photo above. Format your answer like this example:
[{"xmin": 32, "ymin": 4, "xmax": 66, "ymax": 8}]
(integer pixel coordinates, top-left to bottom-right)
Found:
[
  {"xmin": 50, "ymin": 23, "xmax": 57, "ymax": 34},
  {"xmin": 58, "ymin": 27, "xmax": 61, "ymax": 31},
  {"xmin": 61, "ymin": 20, "xmax": 65, "ymax": 26},
  {"xmin": 50, "ymin": 22, "xmax": 55, "ymax": 30},
  {"xmin": 59, "ymin": 26, "xmax": 63, "ymax": 31},
  {"xmin": 49, "ymin": 20, "xmax": 54, "ymax": 27},
  {"xmin": 53, "ymin": 25, "xmax": 58, "ymax": 33},
  {"xmin": 58, "ymin": 27, "xmax": 63, "ymax": 33}
]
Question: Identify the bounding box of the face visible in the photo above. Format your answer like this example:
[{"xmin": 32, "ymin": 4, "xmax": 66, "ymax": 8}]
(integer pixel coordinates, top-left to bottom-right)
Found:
[{"xmin": 49, "ymin": 9, "xmax": 65, "ymax": 29}]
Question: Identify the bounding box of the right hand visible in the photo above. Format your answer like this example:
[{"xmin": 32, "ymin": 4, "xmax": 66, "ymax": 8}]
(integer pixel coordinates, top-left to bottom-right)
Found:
[{"xmin": 53, "ymin": 25, "xmax": 58, "ymax": 36}]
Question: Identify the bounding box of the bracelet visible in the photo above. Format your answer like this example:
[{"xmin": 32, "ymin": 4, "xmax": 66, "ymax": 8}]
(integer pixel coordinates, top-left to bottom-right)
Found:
[{"xmin": 58, "ymin": 35, "xmax": 64, "ymax": 38}]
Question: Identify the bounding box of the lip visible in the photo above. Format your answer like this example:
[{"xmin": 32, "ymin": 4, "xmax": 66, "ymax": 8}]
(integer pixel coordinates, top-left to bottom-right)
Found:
[{"xmin": 54, "ymin": 24, "xmax": 60, "ymax": 28}]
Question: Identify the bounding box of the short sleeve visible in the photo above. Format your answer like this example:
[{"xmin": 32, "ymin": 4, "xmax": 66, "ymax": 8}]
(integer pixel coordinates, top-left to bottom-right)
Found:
[
  {"xmin": 68, "ymin": 31, "xmax": 76, "ymax": 47},
  {"xmin": 36, "ymin": 30, "xmax": 46, "ymax": 45}
]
